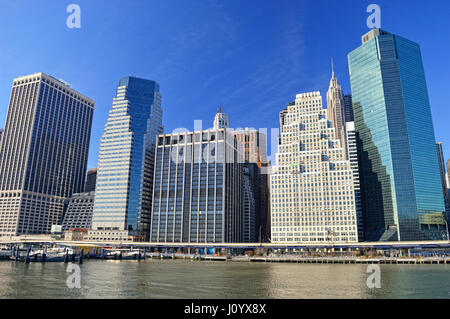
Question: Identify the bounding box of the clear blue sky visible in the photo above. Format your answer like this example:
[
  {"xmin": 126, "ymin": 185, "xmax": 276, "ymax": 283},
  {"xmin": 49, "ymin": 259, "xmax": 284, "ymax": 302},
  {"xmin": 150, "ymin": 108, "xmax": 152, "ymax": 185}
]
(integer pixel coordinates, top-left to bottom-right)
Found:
[{"xmin": 0, "ymin": 0, "xmax": 449, "ymax": 169}]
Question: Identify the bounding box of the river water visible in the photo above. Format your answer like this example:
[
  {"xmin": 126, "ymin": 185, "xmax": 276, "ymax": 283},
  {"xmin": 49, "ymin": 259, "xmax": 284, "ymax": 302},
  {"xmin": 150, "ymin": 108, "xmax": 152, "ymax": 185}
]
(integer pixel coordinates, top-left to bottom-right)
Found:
[{"xmin": 0, "ymin": 260, "xmax": 448, "ymax": 299}]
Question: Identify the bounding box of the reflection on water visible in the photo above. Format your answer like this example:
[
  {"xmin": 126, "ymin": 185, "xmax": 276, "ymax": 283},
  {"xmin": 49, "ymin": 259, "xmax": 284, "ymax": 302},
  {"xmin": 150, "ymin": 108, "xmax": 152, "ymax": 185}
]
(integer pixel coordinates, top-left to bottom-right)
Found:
[{"xmin": 0, "ymin": 260, "xmax": 448, "ymax": 299}]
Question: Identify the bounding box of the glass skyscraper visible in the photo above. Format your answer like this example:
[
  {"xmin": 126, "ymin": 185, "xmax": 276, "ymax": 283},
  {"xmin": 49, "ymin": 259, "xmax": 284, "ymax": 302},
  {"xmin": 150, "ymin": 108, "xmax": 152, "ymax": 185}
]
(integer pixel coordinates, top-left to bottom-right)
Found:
[
  {"xmin": 0, "ymin": 73, "xmax": 94, "ymax": 236},
  {"xmin": 348, "ymin": 29, "xmax": 446, "ymax": 241},
  {"xmin": 91, "ymin": 77, "xmax": 162, "ymax": 241}
]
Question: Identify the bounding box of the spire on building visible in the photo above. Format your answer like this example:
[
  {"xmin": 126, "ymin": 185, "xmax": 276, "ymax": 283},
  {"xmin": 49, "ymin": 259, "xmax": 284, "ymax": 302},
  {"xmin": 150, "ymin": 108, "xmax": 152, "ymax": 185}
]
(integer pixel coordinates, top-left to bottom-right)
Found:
[
  {"xmin": 331, "ymin": 58, "xmax": 335, "ymax": 78},
  {"xmin": 326, "ymin": 61, "xmax": 346, "ymax": 156},
  {"xmin": 329, "ymin": 58, "xmax": 339, "ymax": 87}
]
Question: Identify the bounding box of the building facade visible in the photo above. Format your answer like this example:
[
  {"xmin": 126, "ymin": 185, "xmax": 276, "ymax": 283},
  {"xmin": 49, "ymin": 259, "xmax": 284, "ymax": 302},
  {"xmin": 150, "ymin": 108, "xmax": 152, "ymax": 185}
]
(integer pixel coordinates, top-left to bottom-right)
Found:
[
  {"xmin": 62, "ymin": 191, "xmax": 95, "ymax": 231},
  {"xmin": 343, "ymin": 95, "xmax": 354, "ymax": 123},
  {"xmin": 91, "ymin": 77, "xmax": 163, "ymax": 241},
  {"xmin": 270, "ymin": 92, "xmax": 358, "ymax": 243},
  {"xmin": 346, "ymin": 122, "xmax": 364, "ymax": 241},
  {"xmin": 0, "ymin": 73, "xmax": 94, "ymax": 237},
  {"xmin": 84, "ymin": 168, "xmax": 98, "ymax": 192},
  {"xmin": 348, "ymin": 29, "xmax": 446, "ymax": 241},
  {"xmin": 447, "ymin": 160, "xmax": 450, "ymax": 189},
  {"xmin": 436, "ymin": 143, "xmax": 449, "ymax": 201},
  {"xmin": 150, "ymin": 128, "xmax": 243, "ymax": 243},
  {"xmin": 436, "ymin": 143, "xmax": 450, "ymax": 223},
  {"xmin": 242, "ymin": 165, "xmax": 256, "ymax": 242},
  {"xmin": 233, "ymin": 127, "xmax": 270, "ymax": 242},
  {"xmin": 213, "ymin": 107, "xmax": 230, "ymax": 129},
  {"xmin": 327, "ymin": 69, "xmax": 347, "ymax": 157}
]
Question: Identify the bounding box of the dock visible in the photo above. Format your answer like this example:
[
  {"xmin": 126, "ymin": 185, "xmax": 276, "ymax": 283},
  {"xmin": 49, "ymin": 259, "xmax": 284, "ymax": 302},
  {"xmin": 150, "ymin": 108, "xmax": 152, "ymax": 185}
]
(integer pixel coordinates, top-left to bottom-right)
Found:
[{"xmin": 246, "ymin": 256, "xmax": 450, "ymax": 264}]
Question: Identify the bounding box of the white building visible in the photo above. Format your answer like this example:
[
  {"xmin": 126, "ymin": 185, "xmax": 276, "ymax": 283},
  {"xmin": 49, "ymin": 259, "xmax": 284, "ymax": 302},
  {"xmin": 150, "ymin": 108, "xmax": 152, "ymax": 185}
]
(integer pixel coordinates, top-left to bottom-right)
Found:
[
  {"xmin": 346, "ymin": 122, "xmax": 364, "ymax": 241},
  {"xmin": 270, "ymin": 91, "xmax": 358, "ymax": 243}
]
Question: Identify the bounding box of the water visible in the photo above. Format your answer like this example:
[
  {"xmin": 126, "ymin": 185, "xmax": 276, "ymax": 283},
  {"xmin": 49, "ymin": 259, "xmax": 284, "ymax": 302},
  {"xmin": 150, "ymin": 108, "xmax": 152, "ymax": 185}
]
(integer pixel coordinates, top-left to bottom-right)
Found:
[{"xmin": 0, "ymin": 260, "xmax": 448, "ymax": 299}]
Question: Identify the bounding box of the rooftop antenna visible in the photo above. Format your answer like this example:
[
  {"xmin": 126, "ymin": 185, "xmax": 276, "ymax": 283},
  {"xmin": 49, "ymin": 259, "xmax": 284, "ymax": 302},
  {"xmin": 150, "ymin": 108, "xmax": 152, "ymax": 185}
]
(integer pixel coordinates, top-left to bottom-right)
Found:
[{"xmin": 331, "ymin": 58, "xmax": 335, "ymax": 78}]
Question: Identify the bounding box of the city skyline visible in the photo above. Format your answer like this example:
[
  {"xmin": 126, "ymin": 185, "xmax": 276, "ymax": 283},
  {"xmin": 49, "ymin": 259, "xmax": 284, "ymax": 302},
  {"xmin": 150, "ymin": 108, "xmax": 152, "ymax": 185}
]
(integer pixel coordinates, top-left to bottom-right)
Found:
[
  {"xmin": 0, "ymin": 1, "xmax": 449, "ymax": 169},
  {"xmin": 0, "ymin": 2, "xmax": 449, "ymax": 304},
  {"xmin": 0, "ymin": 3, "xmax": 448, "ymax": 244}
]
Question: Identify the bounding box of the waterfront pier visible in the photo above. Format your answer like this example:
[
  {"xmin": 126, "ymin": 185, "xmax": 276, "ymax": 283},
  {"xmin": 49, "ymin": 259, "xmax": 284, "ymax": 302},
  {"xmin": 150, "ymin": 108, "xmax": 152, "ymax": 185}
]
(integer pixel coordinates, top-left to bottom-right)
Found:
[{"xmin": 0, "ymin": 238, "xmax": 449, "ymax": 264}]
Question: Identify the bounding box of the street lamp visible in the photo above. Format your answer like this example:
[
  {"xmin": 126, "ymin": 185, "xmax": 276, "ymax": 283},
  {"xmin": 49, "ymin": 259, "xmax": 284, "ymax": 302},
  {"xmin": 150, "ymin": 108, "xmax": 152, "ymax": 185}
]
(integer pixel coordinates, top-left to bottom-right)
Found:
[{"xmin": 444, "ymin": 220, "xmax": 449, "ymax": 242}]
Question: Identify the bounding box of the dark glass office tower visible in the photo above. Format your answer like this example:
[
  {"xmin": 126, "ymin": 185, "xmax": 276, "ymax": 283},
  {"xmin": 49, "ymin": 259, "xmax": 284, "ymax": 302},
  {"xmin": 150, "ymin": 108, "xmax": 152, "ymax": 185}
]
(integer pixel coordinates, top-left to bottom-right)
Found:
[
  {"xmin": 84, "ymin": 168, "xmax": 98, "ymax": 192},
  {"xmin": 0, "ymin": 73, "xmax": 94, "ymax": 236},
  {"xmin": 92, "ymin": 77, "xmax": 163, "ymax": 241},
  {"xmin": 348, "ymin": 29, "xmax": 446, "ymax": 241}
]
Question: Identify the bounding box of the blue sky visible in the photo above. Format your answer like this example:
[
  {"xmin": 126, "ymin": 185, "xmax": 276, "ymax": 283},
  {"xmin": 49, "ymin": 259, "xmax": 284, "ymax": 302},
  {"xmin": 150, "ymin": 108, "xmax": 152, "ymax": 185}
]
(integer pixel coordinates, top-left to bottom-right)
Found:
[{"xmin": 0, "ymin": 0, "xmax": 449, "ymax": 169}]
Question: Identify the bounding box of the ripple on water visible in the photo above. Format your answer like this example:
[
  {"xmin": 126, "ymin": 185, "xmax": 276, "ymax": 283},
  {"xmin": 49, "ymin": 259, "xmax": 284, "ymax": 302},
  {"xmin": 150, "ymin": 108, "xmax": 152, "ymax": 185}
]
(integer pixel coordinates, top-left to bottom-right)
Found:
[{"xmin": 0, "ymin": 260, "xmax": 448, "ymax": 299}]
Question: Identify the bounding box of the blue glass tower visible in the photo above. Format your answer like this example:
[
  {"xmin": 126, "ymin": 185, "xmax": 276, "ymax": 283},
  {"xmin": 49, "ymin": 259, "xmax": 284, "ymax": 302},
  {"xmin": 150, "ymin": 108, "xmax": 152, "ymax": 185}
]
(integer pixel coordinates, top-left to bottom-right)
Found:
[
  {"xmin": 348, "ymin": 29, "xmax": 446, "ymax": 241},
  {"xmin": 92, "ymin": 77, "xmax": 163, "ymax": 241}
]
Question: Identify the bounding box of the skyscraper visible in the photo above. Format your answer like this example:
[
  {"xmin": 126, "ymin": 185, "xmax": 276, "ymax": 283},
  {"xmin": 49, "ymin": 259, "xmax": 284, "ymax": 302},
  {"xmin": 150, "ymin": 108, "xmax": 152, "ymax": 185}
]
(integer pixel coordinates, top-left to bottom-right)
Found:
[
  {"xmin": 436, "ymin": 143, "xmax": 450, "ymax": 223},
  {"xmin": 327, "ymin": 65, "xmax": 346, "ymax": 156},
  {"xmin": 271, "ymin": 92, "xmax": 358, "ymax": 243},
  {"xmin": 343, "ymin": 95, "xmax": 354, "ymax": 123},
  {"xmin": 150, "ymin": 128, "xmax": 243, "ymax": 243},
  {"xmin": 0, "ymin": 73, "xmax": 94, "ymax": 236},
  {"xmin": 346, "ymin": 122, "xmax": 364, "ymax": 241},
  {"xmin": 233, "ymin": 127, "xmax": 270, "ymax": 242},
  {"xmin": 447, "ymin": 160, "xmax": 450, "ymax": 189},
  {"xmin": 233, "ymin": 127, "xmax": 268, "ymax": 167},
  {"xmin": 90, "ymin": 77, "xmax": 162, "ymax": 241},
  {"xmin": 84, "ymin": 167, "xmax": 97, "ymax": 192},
  {"xmin": 436, "ymin": 143, "xmax": 449, "ymax": 205},
  {"xmin": 348, "ymin": 29, "xmax": 446, "ymax": 241}
]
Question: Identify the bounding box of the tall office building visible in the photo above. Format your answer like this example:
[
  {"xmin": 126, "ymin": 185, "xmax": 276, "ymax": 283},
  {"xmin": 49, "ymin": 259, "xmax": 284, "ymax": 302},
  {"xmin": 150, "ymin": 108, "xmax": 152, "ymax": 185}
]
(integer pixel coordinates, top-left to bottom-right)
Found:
[
  {"xmin": 348, "ymin": 29, "xmax": 446, "ymax": 241},
  {"xmin": 270, "ymin": 92, "xmax": 358, "ymax": 243},
  {"xmin": 447, "ymin": 159, "xmax": 450, "ymax": 223},
  {"xmin": 233, "ymin": 127, "xmax": 268, "ymax": 166},
  {"xmin": 0, "ymin": 73, "xmax": 94, "ymax": 236},
  {"xmin": 242, "ymin": 166, "xmax": 256, "ymax": 242},
  {"xmin": 447, "ymin": 160, "xmax": 450, "ymax": 189},
  {"xmin": 343, "ymin": 95, "xmax": 354, "ymax": 123},
  {"xmin": 436, "ymin": 143, "xmax": 450, "ymax": 223},
  {"xmin": 90, "ymin": 77, "xmax": 162, "ymax": 241},
  {"xmin": 150, "ymin": 128, "xmax": 243, "ymax": 243},
  {"xmin": 233, "ymin": 127, "xmax": 270, "ymax": 242},
  {"xmin": 84, "ymin": 168, "xmax": 97, "ymax": 192},
  {"xmin": 346, "ymin": 122, "xmax": 364, "ymax": 241},
  {"xmin": 436, "ymin": 143, "xmax": 449, "ymax": 204},
  {"xmin": 327, "ymin": 67, "xmax": 346, "ymax": 156},
  {"xmin": 0, "ymin": 129, "xmax": 3, "ymax": 160}
]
